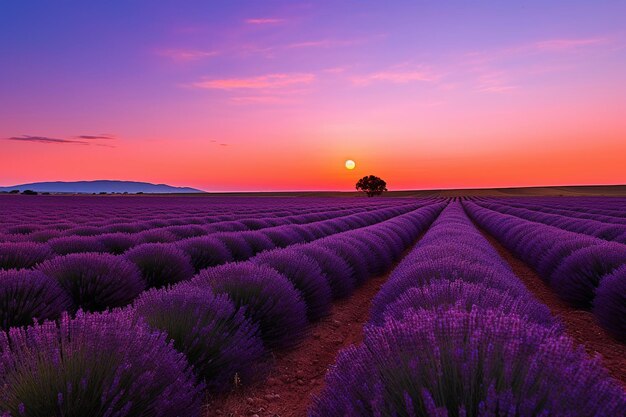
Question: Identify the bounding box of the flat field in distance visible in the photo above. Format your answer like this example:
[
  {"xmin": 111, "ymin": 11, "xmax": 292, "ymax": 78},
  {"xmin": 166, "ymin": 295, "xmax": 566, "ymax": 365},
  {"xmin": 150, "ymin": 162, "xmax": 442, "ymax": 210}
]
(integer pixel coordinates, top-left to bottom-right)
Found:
[{"xmin": 0, "ymin": 193, "xmax": 624, "ymax": 417}]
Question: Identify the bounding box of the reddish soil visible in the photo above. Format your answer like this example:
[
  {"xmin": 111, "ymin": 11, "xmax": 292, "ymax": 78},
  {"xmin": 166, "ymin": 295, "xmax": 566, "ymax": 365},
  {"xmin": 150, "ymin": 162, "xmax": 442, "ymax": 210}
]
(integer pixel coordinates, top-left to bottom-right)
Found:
[
  {"xmin": 204, "ymin": 269, "xmax": 391, "ymax": 417},
  {"xmin": 483, "ymin": 233, "xmax": 626, "ymax": 388}
]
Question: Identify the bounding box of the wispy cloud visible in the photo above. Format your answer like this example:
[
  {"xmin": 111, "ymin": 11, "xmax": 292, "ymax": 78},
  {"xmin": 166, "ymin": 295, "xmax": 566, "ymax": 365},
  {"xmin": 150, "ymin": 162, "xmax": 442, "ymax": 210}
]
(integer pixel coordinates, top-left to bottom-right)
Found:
[
  {"xmin": 229, "ymin": 95, "xmax": 294, "ymax": 104},
  {"xmin": 464, "ymin": 36, "xmax": 613, "ymax": 65},
  {"xmin": 459, "ymin": 36, "xmax": 616, "ymax": 94},
  {"xmin": 285, "ymin": 38, "xmax": 364, "ymax": 49},
  {"xmin": 6, "ymin": 135, "xmax": 86, "ymax": 144},
  {"xmin": 351, "ymin": 67, "xmax": 439, "ymax": 86},
  {"xmin": 190, "ymin": 73, "xmax": 315, "ymax": 90},
  {"xmin": 156, "ymin": 49, "xmax": 219, "ymax": 62},
  {"xmin": 208, "ymin": 139, "xmax": 229, "ymax": 146},
  {"xmin": 6, "ymin": 134, "xmax": 117, "ymax": 146},
  {"xmin": 245, "ymin": 18, "xmax": 284, "ymax": 25},
  {"xmin": 76, "ymin": 134, "xmax": 115, "ymax": 140},
  {"xmin": 245, "ymin": 34, "xmax": 385, "ymax": 57},
  {"xmin": 532, "ymin": 37, "xmax": 609, "ymax": 51},
  {"xmin": 323, "ymin": 66, "xmax": 349, "ymax": 74},
  {"xmin": 474, "ymin": 72, "xmax": 518, "ymax": 93}
]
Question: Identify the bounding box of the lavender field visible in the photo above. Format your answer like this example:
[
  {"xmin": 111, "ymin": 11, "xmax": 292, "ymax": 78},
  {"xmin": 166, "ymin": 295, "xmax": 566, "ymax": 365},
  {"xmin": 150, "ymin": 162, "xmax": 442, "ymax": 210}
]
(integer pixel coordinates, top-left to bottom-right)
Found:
[{"xmin": 0, "ymin": 195, "xmax": 625, "ymax": 416}]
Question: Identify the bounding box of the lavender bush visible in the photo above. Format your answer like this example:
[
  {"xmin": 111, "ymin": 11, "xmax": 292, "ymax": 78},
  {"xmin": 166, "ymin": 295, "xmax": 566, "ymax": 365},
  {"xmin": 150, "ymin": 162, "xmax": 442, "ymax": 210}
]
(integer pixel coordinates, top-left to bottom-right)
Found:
[
  {"xmin": 214, "ymin": 233, "xmax": 255, "ymax": 261},
  {"xmin": 38, "ymin": 253, "xmax": 145, "ymax": 311},
  {"xmin": 380, "ymin": 280, "xmax": 556, "ymax": 328},
  {"xmin": 252, "ymin": 249, "xmax": 332, "ymax": 321},
  {"xmin": 550, "ymin": 243, "xmax": 626, "ymax": 308},
  {"xmin": 136, "ymin": 228, "xmax": 178, "ymax": 243},
  {"xmin": 0, "ymin": 269, "xmax": 72, "ymax": 330},
  {"xmin": 125, "ymin": 243, "xmax": 194, "ymax": 288},
  {"xmin": 370, "ymin": 259, "xmax": 527, "ymax": 323},
  {"xmin": 96, "ymin": 232, "xmax": 139, "ymax": 254},
  {"xmin": 134, "ymin": 284, "xmax": 266, "ymax": 391},
  {"xmin": 192, "ymin": 263, "xmax": 308, "ymax": 349},
  {"xmin": 310, "ymin": 308, "xmax": 626, "ymax": 417},
  {"xmin": 319, "ymin": 237, "xmax": 369, "ymax": 285},
  {"xmin": 0, "ymin": 310, "xmax": 203, "ymax": 416},
  {"xmin": 0, "ymin": 242, "xmax": 53, "ymax": 270},
  {"xmin": 48, "ymin": 236, "xmax": 107, "ymax": 255},
  {"xmin": 261, "ymin": 227, "xmax": 306, "ymax": 247},
  {"xmin": 27, "ymin": 229, "xmax": 63, "ymax": 243},
  {"xmin": 299, "ymin": 244, "xmax": 356, "ymax": 299},
  {"xmin": 594, "ymin": 265, "xmax": 626, "ymax": 341},
  {"xmin": 535, "ymin": 237, "xmax": 600, "ymax": 279},
  {"xmin": 63, "ymin": 225, "xmax": 102, "ymax": 236},
  {"xmin": 239, "ymin": 231, "xmax": 276, "ymax": 254},
  {"xmin": 176, "ymin": 236, "xmax": 234, "ymax": 271}
]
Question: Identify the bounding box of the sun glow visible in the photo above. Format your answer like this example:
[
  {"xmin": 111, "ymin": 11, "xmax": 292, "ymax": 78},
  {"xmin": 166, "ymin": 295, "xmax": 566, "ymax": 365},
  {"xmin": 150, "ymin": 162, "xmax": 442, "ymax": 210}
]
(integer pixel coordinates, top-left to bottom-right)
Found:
[{"xmin": 345, "ymin": 160, "xmax": 356, "ymax": 170}]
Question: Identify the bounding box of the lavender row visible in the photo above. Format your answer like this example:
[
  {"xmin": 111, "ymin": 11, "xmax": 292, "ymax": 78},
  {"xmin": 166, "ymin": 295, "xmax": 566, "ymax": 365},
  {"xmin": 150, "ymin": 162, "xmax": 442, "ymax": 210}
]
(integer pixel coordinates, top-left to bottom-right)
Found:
[
  {"xmin": 0, "ymin": 200, "xmax": 420, "ymax": 241},
  {"xmin": 0, "ymin": 202, "xmax": 442, "ymax": 331},
  {"xmin": 0, "ymin": 195, "xmax": 412, "ymax": 232},
  {"xmin": 482, "ymin": 196, "xmax": 626, "ymax": 218},
  {"xmin": 464, "ymin": 201, "xmax": 626, "ymax": 340},
  {"xmin": 0, "ymin": 199, "xmax": 426, "ymax": 243},
  {"xmin": 0, "ymin": 200, "xmax": 433, "ymax": 271},
  {"xmin": 0, "ymin": 202, "xmax": 446, "ymax": 415},
  {"xmin": 310, "ymin": 203, "xmax": 626, "ymax": 416},
  {"xmin": 368, "ymin": 202, "xmax": 554, "ymax": 326},
  {"xmin": 473, "ymin": 198, "xmax": 626, "ymax": 243},
  {"xmin": 475, "ymin": 197, "xmax": 626, "ymax": 225},
  {"xmin": 0, "ymin": 205, "xmax": 369, "ymax": 242},
  {"xmin": 134, "ymin": 201, "xmax": 444, "ymax": 383}
]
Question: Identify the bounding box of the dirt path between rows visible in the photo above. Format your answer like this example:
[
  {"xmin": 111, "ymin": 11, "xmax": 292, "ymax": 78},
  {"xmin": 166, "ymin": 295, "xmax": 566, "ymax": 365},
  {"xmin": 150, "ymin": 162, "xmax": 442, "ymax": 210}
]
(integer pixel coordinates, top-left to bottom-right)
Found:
[
  {"xmin": 482, "ymin": 233, "xmax": 626, "ymax": 388},
  {"xmin": 204, "ymin": 267, "xmax": 393, "ymax": 417}
]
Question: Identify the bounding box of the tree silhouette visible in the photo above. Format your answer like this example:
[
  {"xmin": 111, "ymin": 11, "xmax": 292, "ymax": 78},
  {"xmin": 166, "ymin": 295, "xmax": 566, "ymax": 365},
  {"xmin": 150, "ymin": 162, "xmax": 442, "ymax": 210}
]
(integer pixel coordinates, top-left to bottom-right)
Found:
[{"xmin": 356, "ymin": 175, "xmax": 388, "ymax": 197}]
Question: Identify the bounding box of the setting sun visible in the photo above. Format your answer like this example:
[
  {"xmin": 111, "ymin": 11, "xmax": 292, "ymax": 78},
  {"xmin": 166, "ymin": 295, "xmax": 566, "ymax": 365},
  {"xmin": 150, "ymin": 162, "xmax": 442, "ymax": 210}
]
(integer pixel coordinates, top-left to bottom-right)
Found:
[{"xmin": 345, "ymin": 160, "xmax": 356, "ymax": 170}]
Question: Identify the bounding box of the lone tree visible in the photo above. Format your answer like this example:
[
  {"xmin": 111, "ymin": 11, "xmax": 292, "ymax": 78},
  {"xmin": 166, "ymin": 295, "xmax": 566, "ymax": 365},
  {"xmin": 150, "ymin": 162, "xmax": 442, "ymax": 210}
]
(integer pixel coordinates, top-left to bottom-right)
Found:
[{"xmin": 356, "ymin": 175, "xmax": 388, "ymax": 197}]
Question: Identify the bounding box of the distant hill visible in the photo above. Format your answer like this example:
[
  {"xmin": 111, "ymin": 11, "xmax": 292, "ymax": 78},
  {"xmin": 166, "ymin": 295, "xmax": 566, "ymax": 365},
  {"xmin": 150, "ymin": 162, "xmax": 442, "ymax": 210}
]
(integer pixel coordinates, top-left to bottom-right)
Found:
[{"xmin": 0, "ymin": 180, "xmax": 204, "ymax": 194}]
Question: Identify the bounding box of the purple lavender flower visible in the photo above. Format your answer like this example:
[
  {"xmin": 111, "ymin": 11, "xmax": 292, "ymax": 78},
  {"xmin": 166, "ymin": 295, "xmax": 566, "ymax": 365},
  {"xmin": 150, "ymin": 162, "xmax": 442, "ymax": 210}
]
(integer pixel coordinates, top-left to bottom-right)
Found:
[
  {"xmin": 48, "ymin": 235, "xmax": 107, "ymax": 255},
  {"xmin": 0, "ymin": 310, "xmax": 203, "ymax": 416},
  {"xmin": 213, "ymin": 233, "xmax": 255, "ymax": 261},
  {"xmin": 38, "ymin": 253, "xmax": 145, "ymax": 311},
  {"xmin": 0, "ymin": 242, "xmax": 53, "ymax": 270},
  {"xmin": 260, "ymin": 226, "xmax": 307, "ymax": 247},
  {"xmin": 309, "ymin": 308, "xmax": 626, "ymax": 417},
  {"xmin": 594, "ymin": 265, "xmax": 626, "ymax": 340},
  {"xmin": 318, "ymin": 237, "xmax": 369, "ymax": 285},
  {"xmin": 252, "ymin": 249, "xmax": 332, "ymax": 321},
  {"xmin": 550, "ymin": 243, "xmax": 626, "ymax": 308},
  {"xmin": 378, "ymin": 280, "xmax": 556, "ymax": 328},
  {"xmin": 134, "ymin": 283, "xmax": 266, "ymax": 391},
  {"xmin": 299, "ymin": 244, "xmax": 356, "ymax": 299},
  {"xmin": 125, "ymin": 243, "xmax": 194, "ymax": 288},
  {"xmin": 136, "ymin": 228, "xmax": 178, "ymax": 243},
  {"xmin": 96, "ymin": 232, "xmax": 139, "ymax": 254},
  {"xmin": 239, "ymin": 231, "xmax": 277, "ymax": 254},
  {"xmin": 0, "ymin": 269, "xmax": 72, "ymax": 330},
  {"xmin": 26, "ymin": 229, "xmax": 62, "ymax": 243},
  {"xmin": 176, "ymin": 236, "xmax": 234, "ymax": 271},
  {"xmin": 192, "ymin": 262, "xmax": 308, "ymax": 349},
  {"xmin": 162, "ymin": 224, "xmax": 206, "ymax": 239}
]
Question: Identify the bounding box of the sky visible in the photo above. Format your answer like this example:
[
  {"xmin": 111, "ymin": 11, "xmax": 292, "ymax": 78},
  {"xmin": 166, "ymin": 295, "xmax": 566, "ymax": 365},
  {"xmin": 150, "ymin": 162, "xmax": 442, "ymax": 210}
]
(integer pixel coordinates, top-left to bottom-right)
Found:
[{"xmin": 1, "ymin": 1, "xmax": 625, "ymax": 192}]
